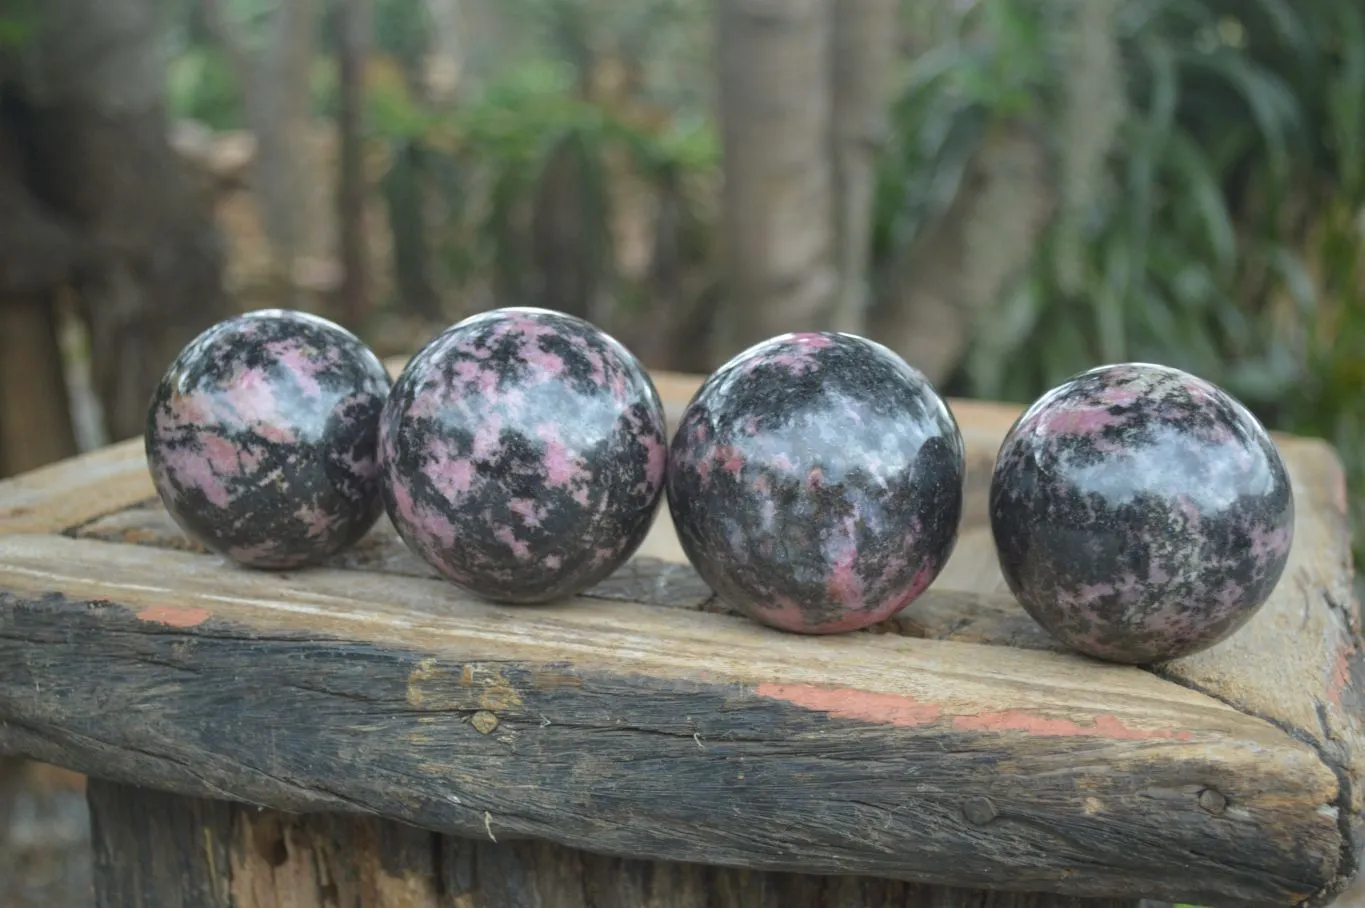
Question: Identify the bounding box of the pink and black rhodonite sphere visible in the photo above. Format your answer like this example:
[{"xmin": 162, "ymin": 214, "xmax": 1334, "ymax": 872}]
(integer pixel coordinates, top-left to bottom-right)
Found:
[
  {"xmin": 667, "ymin": 332, "xmax": 965, "ymax": 634},
  {"xmin": 378, "ymin": 307, "xmax": 668, "ymax": 603},
  {"xmin": 145, "ymin": 309, "xmax": 392, "ymax": 569},
  {"xmin": 989, "ymin": 362, "xmax": 1294, "ymax": 664}
]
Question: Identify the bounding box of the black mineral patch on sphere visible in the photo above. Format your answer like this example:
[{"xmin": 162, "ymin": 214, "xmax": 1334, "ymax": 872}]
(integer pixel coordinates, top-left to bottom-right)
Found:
[
  {"xmin": 145, "ymin": 309, "xmax": 392, "ymax": 569},
  {"xmin": 989, "ymin": 362, "xmax": 1295, "ymax": 664},
  {"xmin": 378, "ymin": 307, "xmax": 668, "ymax": 604},
  {"xmin": 666, "ymin": 332, "xmax": 965, "ymax": 634}
]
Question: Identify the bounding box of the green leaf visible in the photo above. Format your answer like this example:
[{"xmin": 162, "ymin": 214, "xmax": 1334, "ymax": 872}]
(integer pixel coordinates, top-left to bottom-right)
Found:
[
  {"xmin": 1163, "ymin": 129, "xmax": 1238, "ymax": 276},
  {"xmin": 1177, "ymin": 46, "xmax": 1302, "ymax": 179},
  {"xmin": 1265, "ymin": 244, "xmax": 1319, "ymax": 316},
  {"xmin": 1326, "ymin": 5, "xmax": 1365, "ymax": 195}
]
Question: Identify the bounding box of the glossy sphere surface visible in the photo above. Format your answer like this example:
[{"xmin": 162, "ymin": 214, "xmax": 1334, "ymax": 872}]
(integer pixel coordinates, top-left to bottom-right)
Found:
[
  {"xmin": 146, "ymin": 309, "xmax": 392, "ymax": 569},
  {"xmin": 990, "ymin": 362, "xmax": 1294, "ymax": 664},
  {"xmin": 379, "ymin": 307, "xmax": 668, "ymax": 603},
  {"xmin": 667, "ymin": 332, "xmax": 965, "ymax": 634}
]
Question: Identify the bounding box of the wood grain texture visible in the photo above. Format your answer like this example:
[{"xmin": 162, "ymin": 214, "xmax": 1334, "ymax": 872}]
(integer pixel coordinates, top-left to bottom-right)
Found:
[
  {"xmin": 63, "ymin": 499, "xmax": 1043, "ymax": 646},
  {"xmin": 632, "ymin": 371, "xmax": 1365, "ymax": 900},
  {"xmin": 0, "ymin": 532, "xmax": 1346, "ymax": 906},
  {"xmin": 0, "ymin": 438, "xmax": 151, "ymax": 536},
  {"xmin": 89, "ymin": 778, "xmax": 446, "ymax": 908},
  {"xmin": 88, "ymin": 779, "xmax": 1140, "ymax": 908}
]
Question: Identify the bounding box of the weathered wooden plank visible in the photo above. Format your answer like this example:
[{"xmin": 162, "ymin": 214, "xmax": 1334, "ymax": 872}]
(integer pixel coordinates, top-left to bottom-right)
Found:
[
  {"xmin": 0, "ymin": 438, "xmax": 151, "ymax": 536},
  {"xmin": 29, "ymin": 419, "xmax": 1365, "ymax": 903},
  {"xmin": 0, "ymin": 533, "xmax": 1344, "ymax": 906},
  {"xmin": 65, "ymin": 497, "xmax": 1049, "ymax": 647},
  {"xmin": 87, "ymin": 779, "xmax": 1138, "ymax": 908},
  {"xmin": 634, "ymin": 372, "xmax": 1365, "ymax": 900},
  {"xmin": 437, "ymin": 836, "xmax": 1138, "ymax": 908},
  {"xmin": 0, "ymin": 364, "xmax": 1359, "ymax": 901},
  {"xmin": 905, "ymin": 441, "xmax": 1365, "ymax": 902}
]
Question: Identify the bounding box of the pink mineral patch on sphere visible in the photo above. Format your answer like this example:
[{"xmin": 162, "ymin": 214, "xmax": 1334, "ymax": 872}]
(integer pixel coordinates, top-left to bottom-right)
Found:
[
  {"xmin": 378, "ymin": 307, "xmax": 668, "ymax": 603},
  {"xmin": 666, "ymin": 331, "xmax": 965, "ymax": 634},
  {"xmin": 990, "ymin": 362, "xmax": 1295, "ymax": 664},
  {"xmin": 144, "ymin": 308, "xmax": 392, "ymax": 569}
]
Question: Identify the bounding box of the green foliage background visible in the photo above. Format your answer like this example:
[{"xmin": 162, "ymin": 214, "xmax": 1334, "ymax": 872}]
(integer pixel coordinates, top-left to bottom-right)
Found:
[
  {"xmin": 878, "ymin": 0, "xmax": 1363, "ymax": 560},
  {"xmin": 157, "ymin": 0, "xmax": 1363, "ymax": 562}
]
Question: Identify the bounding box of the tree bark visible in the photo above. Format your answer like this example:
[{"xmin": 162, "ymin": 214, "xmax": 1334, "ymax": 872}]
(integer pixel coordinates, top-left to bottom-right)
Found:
[
  {"xmin": 336, "ymin": 0, "xmax": 374, "ymax": 329},
  {"xmin": 203, "ymin": 0, "xmax": 323, "ymax": 304},
  {"xmin": 531, "ymin": 134, "xmax": 603, "ymax": 322},
  {"xmin": 4, "ymin": 0, "xmax": 230, "ymax": 444},
  {"xmin": 0, "ymin": 96, "xmax": 81, "ymax": 477},
  {"xmin": 712, "ymin": 0, "xmax": 898, "ymax": 358},
  {"xmin": 714, "ymin": 0, "xmax": 837, "ymax": 360},
  {"xmin": 870, "ymin": 121, "xmax": 1055, "ymax": 385},
  {"xmin": 384, "ymin": 142, "xmax": 444, "ymax": 321},
  {"xmin": 828, "ymin": 0, "xmax": 898, "ymax": 335}
]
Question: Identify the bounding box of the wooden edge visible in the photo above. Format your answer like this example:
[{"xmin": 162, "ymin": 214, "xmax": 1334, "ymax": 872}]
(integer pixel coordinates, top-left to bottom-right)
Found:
[
  {"xmin": 0, "ymin": 438, "xmax": 152, "ymax": 536},
  {"xmin": 82, "ymin": 776, "xmax": 1144, "ymax": 908},
  {"xmin": 1154, "ymin": 438, "xmax": 1365, "ymax": 904},
  {"xmin": 0, "ymin": 532, "xmax": 1345, "ymax": 906}
]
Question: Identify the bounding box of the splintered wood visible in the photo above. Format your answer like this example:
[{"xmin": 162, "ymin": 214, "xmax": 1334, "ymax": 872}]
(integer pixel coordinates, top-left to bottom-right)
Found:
[{"xmin": 0, "ymin": 370, "xmax": 1359, "ymax": 908}]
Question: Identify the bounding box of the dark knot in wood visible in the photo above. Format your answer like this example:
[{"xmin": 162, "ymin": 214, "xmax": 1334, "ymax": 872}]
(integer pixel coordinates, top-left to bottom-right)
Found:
[
  {"xmin": 1198, "ymin": 788, "xmax": 1228, "ymax": 815},
  {"xmin": 962, "ymin": 796, "xmax": 998, "ymax": 826}
]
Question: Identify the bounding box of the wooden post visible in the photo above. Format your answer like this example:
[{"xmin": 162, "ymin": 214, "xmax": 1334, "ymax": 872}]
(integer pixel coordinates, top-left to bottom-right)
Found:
[
  {"xmin": 0, "ymin": 295, "xmax": 78, "ymax": 478},
  {"xmin": 87, "ymin": 779, "xmax": 1138, "ymax": 908}
]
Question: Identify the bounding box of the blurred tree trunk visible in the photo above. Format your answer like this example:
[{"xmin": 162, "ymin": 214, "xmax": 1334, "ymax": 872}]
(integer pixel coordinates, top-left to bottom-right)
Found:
[
  {"xmin": 0, "ymin": 296, "xmax": 77, "ymax": 477},
  {"xmin": 714, "ymin": 0, "xmax": 837, "ymax": 359},
  {"xmin": 869, "ymin": 121, "xmax": 1055, "ymax": 384},
  {"xmin": 829, "ymin": 0, "xmax": 897, "ymax": 335},
  {"xmin": 203, "ymin": 0, "xmax": 322, "ymax": 307},
  {"xmin": 0, "ymin": 0, "xmax": 230, "ymax": 447},
  {"xmin": 530, "ymin": 11, "xmax": 607, "ymax": 324},
  {"xmin": 335, "ymin": 0, "xmax": 373, "ymax": 328},
  {"xmin": 384, "ymin": 142, "xmax": 443, "ymax": 320},
  {"xmin": 381, "ymin": 0, "xmax": 449, "ymax": 322},
  {"xmin": 0, "ymin": 112, "xmax": 81, "ymax": 477},
  {"xmin": 713, "ymin": 0, "xmax": 897, "ymax": 359},
  {"xmin": 531, "ymin": 134, "xmax": 602, "ymax": 322}
]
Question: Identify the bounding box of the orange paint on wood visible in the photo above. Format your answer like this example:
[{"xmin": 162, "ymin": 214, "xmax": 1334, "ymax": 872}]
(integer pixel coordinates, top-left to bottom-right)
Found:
[
  {"xmin": 136, "ymin": 605, "xmax": 211, "ymax": 628},
  {"xmin": 952, "ymin": 710, "xmax": 1193, "ymax": 742},
  {"xmin": 756, "ymin": 683, "xmax": 943, "ymax": 727},
  {"xmin": 758, "ymin": 684, "xmax": 1193, "ymax": 742},
  {"xmin": 1327, "ymin": 647, "xmax": 1353, "ymax": 708}
]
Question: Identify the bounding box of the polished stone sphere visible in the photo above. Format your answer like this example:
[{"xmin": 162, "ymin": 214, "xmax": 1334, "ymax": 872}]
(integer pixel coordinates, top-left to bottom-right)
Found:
[
  {"xmin": 379, "ymin": 307, "xmax": 668, "ymax": 603},
  {"xmin": 145, "ymin": 309, "xmax": 392, "ymax": 569},
  {"xmin": 989, "ymin": 362, "xmax": 1294, "ymax": 664},
  {"xmin": 666, "ymin": 332, "xmax": 965, "ymax": 634}
]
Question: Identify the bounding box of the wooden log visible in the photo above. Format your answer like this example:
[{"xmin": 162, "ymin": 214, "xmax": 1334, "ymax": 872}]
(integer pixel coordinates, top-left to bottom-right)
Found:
[
  {"xmin": 0, "ymin": 532, "xmax": 1345, "ymax": 906},
  {"xmin": 0, "ymin": 370, "xmax": 1360, "ymax": 907},
  {"xmin": 87, "ymin": 778, "xmax": 1138, "ymax": 908}
]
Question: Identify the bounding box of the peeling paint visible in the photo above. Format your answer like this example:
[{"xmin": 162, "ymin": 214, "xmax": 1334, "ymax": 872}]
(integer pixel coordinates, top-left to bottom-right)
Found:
[
  {"xmin": 1327, "ymin": 646, "xmax": 1353, "ymax": 708},
  {"xmin": 757, "ymin": 683, "xmax": 1193, "ymax": 741},
  {"xmin": 756, "ymin": 683, "xmax": 942, "ymax": 726},
  {"xmin": 135, "ymin": 605, "xmax": 211, "ymax": 628}
]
